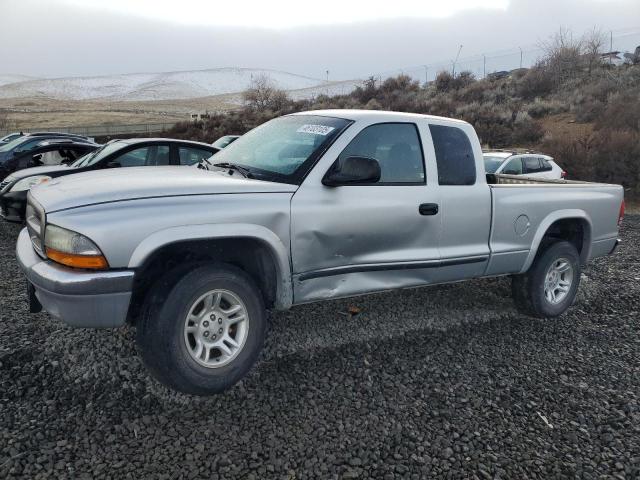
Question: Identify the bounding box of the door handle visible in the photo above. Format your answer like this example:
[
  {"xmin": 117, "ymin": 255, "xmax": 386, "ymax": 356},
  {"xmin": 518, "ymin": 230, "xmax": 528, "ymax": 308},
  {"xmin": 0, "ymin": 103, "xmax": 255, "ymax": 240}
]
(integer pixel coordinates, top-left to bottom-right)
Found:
[{"xmin": 419, "ymin": 203, "xmax": 439, "ymax": 216}]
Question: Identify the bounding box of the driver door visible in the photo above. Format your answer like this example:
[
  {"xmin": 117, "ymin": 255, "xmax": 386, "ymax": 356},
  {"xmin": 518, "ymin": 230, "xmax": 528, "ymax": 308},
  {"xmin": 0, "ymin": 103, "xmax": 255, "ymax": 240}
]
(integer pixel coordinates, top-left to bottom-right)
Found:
[{"xmin": 290, "ymin": 122, "xmax": 442, "ymax": 303}]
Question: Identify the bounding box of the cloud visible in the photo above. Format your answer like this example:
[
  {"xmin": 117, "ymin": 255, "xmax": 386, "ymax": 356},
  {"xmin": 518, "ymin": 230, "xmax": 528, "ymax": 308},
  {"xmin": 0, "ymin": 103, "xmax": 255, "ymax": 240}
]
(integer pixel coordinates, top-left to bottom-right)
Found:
[{"xmin": 1, "ymin": 0, "xmax": 638, "ymax": 79}]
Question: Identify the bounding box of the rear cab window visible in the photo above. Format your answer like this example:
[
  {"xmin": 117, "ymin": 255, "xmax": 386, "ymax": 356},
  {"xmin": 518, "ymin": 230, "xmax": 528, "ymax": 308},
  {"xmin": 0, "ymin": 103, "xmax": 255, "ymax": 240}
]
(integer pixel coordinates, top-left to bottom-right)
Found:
[{"xmin": 429, "ymin": 124, "xmax": 476, "ymax": 185}]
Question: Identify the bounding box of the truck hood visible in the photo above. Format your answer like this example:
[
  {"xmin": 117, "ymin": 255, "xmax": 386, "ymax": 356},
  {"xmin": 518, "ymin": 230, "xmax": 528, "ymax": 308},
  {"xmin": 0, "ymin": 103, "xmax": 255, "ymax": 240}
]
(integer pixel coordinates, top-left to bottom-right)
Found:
[{"xmin": 30, "ymin": 166, "xmax": 297, "ymax": 212}]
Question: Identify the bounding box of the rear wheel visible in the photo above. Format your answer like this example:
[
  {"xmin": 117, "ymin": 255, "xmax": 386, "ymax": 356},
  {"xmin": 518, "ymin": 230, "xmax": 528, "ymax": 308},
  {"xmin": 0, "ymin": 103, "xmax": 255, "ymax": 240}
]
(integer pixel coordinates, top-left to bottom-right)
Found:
[
  {"xmin": 512, "ymin": 240, "xmax": 581, "ymax": 318},
  {"xmin": 136, "ymin": 263, "xmax": 266, "ymax": 395}
]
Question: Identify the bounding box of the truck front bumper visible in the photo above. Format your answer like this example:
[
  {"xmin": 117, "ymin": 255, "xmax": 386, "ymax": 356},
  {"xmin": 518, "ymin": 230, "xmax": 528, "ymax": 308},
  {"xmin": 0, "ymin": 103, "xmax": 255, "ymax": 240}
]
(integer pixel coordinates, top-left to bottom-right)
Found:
[{"xmin": 16, "ymin": 228, "xmax": 134, "ymax": 328}]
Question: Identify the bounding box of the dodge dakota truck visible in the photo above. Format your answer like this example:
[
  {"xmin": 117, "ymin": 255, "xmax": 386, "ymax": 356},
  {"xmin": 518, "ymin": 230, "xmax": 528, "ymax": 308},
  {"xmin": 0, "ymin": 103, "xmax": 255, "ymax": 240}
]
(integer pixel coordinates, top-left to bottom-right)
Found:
[{"xmin": 16, "ymin": 110, "xmax": 624, "ymax": 395}]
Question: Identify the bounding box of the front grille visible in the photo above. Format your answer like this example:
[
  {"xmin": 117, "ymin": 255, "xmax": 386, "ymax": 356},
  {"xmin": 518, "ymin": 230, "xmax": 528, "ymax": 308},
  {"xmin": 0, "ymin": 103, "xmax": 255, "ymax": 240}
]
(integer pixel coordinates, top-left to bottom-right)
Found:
[{"xmin": 25, "ymin": 195, "xmax": 46, "ymax": 258}]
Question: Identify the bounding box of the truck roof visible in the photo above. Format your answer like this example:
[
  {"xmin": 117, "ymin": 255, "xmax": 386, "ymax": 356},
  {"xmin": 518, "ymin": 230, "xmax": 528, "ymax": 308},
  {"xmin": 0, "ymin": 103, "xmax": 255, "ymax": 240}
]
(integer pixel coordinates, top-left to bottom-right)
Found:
[{"xmin": 291, "ymin": 109, "xmax": 469, "ymax": 125}]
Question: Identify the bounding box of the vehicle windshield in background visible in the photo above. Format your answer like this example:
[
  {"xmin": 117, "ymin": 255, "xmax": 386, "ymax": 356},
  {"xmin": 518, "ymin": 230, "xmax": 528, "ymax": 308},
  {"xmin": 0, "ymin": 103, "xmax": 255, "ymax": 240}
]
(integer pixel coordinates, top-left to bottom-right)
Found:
[
  {"xmin": 483, "ymin": 155, "xmax": 507, "ymax": 173},
  {"xmin": 212, "ymin": 135, "xmax": 239, "ymax": 150},
  {"xmin": 210, "ymin": 115, "xmax": 351, "ymax": 183},
  {"xmin": 70, "ymin": 142, "xmax": 122, "ymax": 167},
  {"xmin": 0, "ymin": 136, "xmax": 32, "ymax": 153}
]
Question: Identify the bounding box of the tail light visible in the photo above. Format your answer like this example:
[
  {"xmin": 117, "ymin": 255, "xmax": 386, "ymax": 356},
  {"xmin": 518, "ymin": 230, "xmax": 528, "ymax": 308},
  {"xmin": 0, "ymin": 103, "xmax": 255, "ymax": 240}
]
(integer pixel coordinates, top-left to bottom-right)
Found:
[
  {"xmin": 618, "ymin": 200, "xmax": 625, "ymax": 228},
  {"xmin": 561, "ymin": 170, "xmax": 567, "ymax": 179}
]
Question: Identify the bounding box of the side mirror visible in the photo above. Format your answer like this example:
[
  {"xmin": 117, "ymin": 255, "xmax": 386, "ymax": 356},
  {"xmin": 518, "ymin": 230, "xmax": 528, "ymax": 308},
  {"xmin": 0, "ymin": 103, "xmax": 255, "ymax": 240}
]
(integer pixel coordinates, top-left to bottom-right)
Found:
[
  {"xmin": 106, "ymin": 161, "xmax": 121, "ymax": 168},
  {"xmin": 322, "ymin": 156, "xmax": 381, "ymax": 187},
  {"xmin": 31, "ymin": 153, "xmax": 43, "ymax": 165}
]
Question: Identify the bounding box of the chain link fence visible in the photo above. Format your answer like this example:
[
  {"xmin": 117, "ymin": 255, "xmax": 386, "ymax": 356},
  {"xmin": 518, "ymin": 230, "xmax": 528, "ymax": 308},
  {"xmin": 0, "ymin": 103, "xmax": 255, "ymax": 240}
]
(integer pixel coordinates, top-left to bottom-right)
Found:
[
  {"xmin": 0, "ymin": 122, "xmax": 178, "ymax": 139},
  {"xmin": 370, "ymin": 27, "xmax": 640, "ymax": 83}
]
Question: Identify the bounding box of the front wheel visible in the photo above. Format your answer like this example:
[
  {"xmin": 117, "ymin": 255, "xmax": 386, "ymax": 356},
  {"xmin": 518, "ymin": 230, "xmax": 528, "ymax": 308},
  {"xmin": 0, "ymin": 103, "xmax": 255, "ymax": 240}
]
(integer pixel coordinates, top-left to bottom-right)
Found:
[
  {"xmin": 512, "ymin": 240, "xmax": 581, "ymax": 318},
  {"xmin": 136, "ymin": 263, "xmax": 267, "ymax": 395}
]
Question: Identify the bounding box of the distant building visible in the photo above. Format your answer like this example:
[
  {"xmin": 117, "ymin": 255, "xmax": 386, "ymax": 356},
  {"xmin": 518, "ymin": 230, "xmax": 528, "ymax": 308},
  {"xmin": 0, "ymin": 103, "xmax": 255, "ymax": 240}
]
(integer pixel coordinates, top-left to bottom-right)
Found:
[
  {"xmin": 601, "ymin": 51, "xmax": 625, "ymax": 66},
  {"xmin": 190, "ymin": 113, "xmax": 211, "ymax": 122},
  {"xmin": 487, "ymin": 70, "xmax": 510, "ymax": 80}
]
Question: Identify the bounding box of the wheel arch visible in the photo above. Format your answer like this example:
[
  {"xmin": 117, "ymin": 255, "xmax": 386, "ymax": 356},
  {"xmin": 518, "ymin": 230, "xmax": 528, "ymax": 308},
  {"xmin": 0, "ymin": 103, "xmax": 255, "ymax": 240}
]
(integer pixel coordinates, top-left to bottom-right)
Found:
[
  {"xmin": 520, "ymin": 210, "xmax": 592, "ymax": 273},
  {"xmin": 126, "ymin": 224, "xmax": 293, "ymax": 323}
]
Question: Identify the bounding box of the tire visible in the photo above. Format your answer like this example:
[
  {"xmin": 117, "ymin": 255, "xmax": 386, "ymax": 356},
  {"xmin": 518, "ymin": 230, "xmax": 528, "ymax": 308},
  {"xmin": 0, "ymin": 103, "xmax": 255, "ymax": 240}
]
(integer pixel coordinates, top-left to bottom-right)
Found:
[
  {"xmin": 136, "ymin": 263, "xmax": 266, "ymax": 395},
  {"xmin": 511, "ymin": 240, "xmax": 581, "ymax": 318}
]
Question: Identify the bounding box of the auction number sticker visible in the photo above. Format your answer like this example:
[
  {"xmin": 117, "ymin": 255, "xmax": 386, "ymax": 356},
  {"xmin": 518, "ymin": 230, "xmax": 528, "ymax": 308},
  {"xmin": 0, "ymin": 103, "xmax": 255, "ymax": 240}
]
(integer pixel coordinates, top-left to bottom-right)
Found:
[{"xmin": 297, "ymin": 124, "xmax": 335, "ymax": 135}]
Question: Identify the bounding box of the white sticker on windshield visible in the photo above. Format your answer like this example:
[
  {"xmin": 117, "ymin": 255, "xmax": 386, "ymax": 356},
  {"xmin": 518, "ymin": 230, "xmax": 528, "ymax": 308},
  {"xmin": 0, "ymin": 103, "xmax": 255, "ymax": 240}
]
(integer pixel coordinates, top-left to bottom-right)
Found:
[{"xmin": 297, "ymin": 124, "xmax": 335, "ymax": 136}]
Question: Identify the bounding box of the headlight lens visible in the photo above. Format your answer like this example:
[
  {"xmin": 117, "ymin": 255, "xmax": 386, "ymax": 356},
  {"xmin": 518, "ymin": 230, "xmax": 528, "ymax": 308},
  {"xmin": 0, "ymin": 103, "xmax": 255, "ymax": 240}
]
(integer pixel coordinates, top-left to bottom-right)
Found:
[
  {"xmin": 10, "ymin": 175, "xmax": 51, "ymax": 192},
  {"xmin": 44, "ymin": 224, "xmax": 108, "ymax": 269}
]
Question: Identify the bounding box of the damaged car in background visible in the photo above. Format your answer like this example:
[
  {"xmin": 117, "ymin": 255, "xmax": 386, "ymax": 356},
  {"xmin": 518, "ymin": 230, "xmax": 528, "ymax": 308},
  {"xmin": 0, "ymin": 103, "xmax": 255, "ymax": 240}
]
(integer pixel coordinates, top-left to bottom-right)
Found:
[
  {"xmin": 1, "ymin": 138, "xmax": 216, "ymax": 222},
  {"xmin": 16, "ymin": 110, "xmax": 624, "ymax": 395}
]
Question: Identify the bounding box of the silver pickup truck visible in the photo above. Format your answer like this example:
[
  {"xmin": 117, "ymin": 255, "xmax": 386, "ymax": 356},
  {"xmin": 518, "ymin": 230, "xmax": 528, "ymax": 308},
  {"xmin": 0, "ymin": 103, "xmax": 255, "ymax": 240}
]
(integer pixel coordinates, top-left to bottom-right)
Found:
[{"xmin": 16, "ymin": 110, "xmax": 624, "ymax": 395}]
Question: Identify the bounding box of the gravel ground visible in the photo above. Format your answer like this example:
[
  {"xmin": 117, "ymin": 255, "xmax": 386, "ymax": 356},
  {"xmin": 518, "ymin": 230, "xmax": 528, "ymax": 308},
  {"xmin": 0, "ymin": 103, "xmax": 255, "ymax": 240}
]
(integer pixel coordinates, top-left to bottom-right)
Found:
[{"xmin": 1, "ymin": 217, "xmax": 639, "ymax": 479}]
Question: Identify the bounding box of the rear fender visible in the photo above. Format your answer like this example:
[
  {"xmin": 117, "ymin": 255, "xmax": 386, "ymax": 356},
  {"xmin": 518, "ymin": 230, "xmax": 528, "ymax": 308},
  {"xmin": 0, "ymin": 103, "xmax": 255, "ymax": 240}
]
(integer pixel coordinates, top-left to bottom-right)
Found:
[{"xmin": 519, "ymin": 209, "xmax": 592, "ymax": 273}]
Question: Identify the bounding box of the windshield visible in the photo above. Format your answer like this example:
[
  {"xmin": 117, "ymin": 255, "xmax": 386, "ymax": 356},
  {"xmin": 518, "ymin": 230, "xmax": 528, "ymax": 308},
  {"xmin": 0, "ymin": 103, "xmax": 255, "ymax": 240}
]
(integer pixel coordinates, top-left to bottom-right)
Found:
[
  {"xmin": 209, "ymin": 115, "xmax": 351, "ymax": 183},
  {"xmin": 483, "ymin": 155, "xmax": 508, "ymax": 173},
  {"xmin": 70, "ymin": 142, "xmax": 122, "ymax": 167},
  {"xmin": 212, "ymin": 135, "xmax": 239, "ymax": 150},
  {"xmin": 0, "ymin": 133, "xmax": 21, "ymax": 143},
  {"xmin": 0, "ymin": 136, "xmax": 31, "ymax": 153}
]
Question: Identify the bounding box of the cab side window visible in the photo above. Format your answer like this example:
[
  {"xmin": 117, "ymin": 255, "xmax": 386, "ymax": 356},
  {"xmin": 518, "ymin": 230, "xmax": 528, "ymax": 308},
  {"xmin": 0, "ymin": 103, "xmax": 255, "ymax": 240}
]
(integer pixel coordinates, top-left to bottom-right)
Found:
[
  {"xmin": 429, "ymin": 125, "xmax": 476, "ymax": 185},
  {"xmin": 114, "ymin": 145, "xmax": 170, "ymax": 167},
  {"xmin": 502, "ymin": 157, "xmax": 523, "ymax": 175},
  {"xmin": 337, "ymin": 123, "xmax": 425, "ymax": 184},
  {"xmin": 179, "ymin": 146, "xmax": 214, "ymax": 166}
]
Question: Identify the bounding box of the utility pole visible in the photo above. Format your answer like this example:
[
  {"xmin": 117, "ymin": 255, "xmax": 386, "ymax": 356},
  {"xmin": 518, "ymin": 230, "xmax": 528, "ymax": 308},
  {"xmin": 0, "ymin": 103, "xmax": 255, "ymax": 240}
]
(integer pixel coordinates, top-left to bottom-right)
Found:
[
  {"xmin": 452, "ymin": 44, "xmax": 463, "ymax": 77},
  {"xmin": 326, "ymin": 70, "xmax": 329, "ymax": 95},
  {"xmin": 483, "ymin": 54, "xmax": 486, "ymax": 78},
  {"xmin": 610, "ymin": 31, "xmax": 613, "ymax": 65},
  {"xmin": 423, "ymin": 65, "xmax": 428, "ymax": 84},
  {"xmin": 519, "ymin": 47, "xmax": 523, "ymax": 69}
]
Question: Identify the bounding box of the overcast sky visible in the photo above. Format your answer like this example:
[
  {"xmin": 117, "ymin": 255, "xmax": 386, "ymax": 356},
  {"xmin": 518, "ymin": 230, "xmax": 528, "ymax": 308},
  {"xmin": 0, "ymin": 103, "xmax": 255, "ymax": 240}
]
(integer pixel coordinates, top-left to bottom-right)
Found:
[{"xmin": 1, "ymin": 0, "xmax": 639, "ymax": 80}]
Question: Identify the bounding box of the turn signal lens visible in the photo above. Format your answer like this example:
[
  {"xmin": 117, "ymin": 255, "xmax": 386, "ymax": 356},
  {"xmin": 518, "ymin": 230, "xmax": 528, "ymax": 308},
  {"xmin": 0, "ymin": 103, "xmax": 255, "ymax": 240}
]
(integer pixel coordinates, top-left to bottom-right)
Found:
[
  {"xmin": 45, "ymin": 248, "xmax": 109, "ymax": 269},
  {"xmin": 44, "ymin": 224, "xmax": 109, "ymax": 270}
]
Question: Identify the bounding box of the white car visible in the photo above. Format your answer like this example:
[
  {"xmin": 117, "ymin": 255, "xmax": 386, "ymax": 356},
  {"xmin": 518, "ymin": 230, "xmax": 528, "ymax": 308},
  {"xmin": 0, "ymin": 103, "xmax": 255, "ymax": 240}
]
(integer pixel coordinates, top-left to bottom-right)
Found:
[{"xmin": 483, "ymin": 151, "xmax": 566, "ymax": 179}]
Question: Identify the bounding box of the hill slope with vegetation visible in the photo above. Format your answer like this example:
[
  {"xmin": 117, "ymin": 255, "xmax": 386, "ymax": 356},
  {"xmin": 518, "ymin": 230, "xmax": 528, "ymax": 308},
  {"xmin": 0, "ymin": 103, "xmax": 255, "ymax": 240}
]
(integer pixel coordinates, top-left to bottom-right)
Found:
[{"xmin": 167, "ymin": 31, "xmax": 640, "ymax": 197}]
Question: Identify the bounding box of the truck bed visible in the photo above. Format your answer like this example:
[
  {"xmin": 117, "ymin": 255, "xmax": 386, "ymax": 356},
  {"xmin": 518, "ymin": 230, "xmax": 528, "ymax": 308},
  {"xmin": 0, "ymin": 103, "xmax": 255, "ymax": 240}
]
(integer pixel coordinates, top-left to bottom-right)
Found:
[
  {"xmin": 487, "ymin": 173, "xmax": 613, "ymax": 186},
  {"xmin": 485, "ymin": 174, "xmax": 623, "ymax": 277}
]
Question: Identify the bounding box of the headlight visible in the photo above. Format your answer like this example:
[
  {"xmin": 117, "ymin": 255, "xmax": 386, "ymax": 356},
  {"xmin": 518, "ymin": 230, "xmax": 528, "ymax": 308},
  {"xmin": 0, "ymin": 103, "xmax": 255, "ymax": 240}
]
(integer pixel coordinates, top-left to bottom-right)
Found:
[
  {"xmin": 10, "ymin": 175, "xmax": 51, "ymax": 192},
  {"xmin": 44, "ymin": 224, "xmax": 108, "ymax": 269}
]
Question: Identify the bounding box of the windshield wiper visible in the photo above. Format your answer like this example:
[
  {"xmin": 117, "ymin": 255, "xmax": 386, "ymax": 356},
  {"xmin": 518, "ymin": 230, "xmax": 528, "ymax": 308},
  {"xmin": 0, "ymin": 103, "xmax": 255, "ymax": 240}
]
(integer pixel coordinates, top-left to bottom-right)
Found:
[{"xmin": 212, "ymin": 162, "xmax": 253, "ymax": 178}]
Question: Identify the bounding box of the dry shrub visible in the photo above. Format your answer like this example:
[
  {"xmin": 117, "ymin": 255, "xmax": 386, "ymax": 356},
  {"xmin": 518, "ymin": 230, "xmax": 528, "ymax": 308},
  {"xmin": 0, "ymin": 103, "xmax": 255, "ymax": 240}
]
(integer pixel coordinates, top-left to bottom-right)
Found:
[
  {"xmin": 591, "ymin": 130, "xmax": 640, "ymax": 190},
  {"xmin": 512, "ymin": 113, "xmax": 544, "ymax": 144},
  {"xmin": 456, "ymin": 102, "xmax": 514, "ymax": 146},
  {"xmin": 243, "ymin": 74, "xmax": 290, "ymax": 112},
  {"xmin": 516, "ymin": 64, "xmax": 555, "ymax": 99},
  {"xmin": 540, "ymin": 130, "xmax": 640, "ymax": 194},
  {"xmin": 595, "ymin": 93, "xmax": 640, "ymax": 132},
  {"xmin": 526, "ymin": 99, "xmax": 568, "ymax": 118}
]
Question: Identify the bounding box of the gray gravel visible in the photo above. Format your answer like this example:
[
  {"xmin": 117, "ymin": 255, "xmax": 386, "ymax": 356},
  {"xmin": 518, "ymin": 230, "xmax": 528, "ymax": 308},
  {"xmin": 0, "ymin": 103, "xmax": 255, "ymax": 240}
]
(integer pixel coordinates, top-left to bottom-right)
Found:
[{"xmin": 1, "ymin": 216, "xmax": 639, "ymax": 479}]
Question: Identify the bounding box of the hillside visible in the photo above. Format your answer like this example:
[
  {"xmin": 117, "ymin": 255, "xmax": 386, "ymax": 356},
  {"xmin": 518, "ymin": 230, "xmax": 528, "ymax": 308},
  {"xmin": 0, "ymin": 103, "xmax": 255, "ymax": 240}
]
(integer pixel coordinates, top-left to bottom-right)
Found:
[
  {"xmin": 0, "ymin": 68, "xmax": 327, "ymax": 101},
  {"xmin": 166, "ymin": 59, "xmax": 640, "ymax": 198}
]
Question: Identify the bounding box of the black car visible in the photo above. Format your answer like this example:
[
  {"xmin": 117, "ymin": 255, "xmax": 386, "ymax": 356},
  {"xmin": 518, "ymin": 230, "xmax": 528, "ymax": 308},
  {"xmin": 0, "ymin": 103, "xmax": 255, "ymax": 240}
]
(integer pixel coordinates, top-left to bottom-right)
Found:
[
  {"xmin": 0, "ymin": 138, "xmax": 216, "ymax": 222},
  {"xmin": 0, "ymin": 138, "xmax": 99, "ymax": 179},
  {"xmin": 0, "ymin": 132, "xmax": 94, "ymax": 176},
  {"xmin": 0, "ymin": 132, "xmax": 23, "ymax": 144},
  {"xmin": 0, "ymin": 131, "xmax": 90, "ymax": 145}
]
